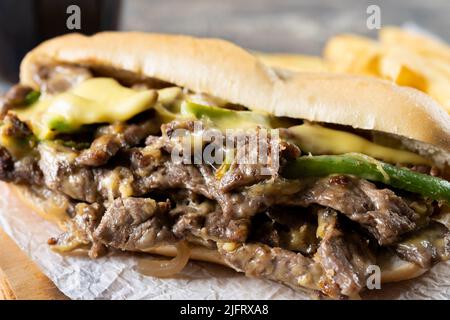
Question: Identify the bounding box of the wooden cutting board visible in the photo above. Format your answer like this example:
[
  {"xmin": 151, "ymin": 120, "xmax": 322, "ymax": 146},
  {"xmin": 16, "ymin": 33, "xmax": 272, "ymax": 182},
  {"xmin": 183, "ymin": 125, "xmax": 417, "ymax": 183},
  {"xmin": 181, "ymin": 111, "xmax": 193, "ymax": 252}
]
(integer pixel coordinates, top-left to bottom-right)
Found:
[{"xmin": 0, "ymin": 228, "xmax": 67, "ymax": 300}]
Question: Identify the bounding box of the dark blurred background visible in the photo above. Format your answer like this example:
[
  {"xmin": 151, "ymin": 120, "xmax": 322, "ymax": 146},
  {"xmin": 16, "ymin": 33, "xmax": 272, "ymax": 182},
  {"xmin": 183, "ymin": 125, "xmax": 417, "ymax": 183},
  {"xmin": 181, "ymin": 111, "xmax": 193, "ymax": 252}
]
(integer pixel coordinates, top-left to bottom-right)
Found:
[
  {"xmin": 1, "ymin": 0, "xmax": 449, "ymax": 90},
  {"xmin": 120, "ymin": 0, "xmax": 450, "ymax": 53},
  {"xmin": 0, "ymin": 0, "xmax": 120, "ymax": 83}
]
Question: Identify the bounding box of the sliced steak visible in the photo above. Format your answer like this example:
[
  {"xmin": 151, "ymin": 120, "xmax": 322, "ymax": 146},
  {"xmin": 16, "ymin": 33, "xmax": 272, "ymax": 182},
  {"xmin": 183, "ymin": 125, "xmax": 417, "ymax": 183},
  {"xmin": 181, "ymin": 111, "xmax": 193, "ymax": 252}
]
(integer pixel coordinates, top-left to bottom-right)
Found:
[
  {"xmin": 94, "ymin": 167, "xmax": 136, "ymax": 202},
  {"xmin": 161, "ymin": 120, "xmax": 300, "ymax": 193},
  {"xmin": 314, "ymin": 207, "xmax": 375, "ymax": 298},
  {"xmin": 71, "ymin": 202, "xmax": 105, "ymax": 243},
  {"xmin": 42, "ymin": 140, "xmax": 420, "ymax": 246},
  {"xmin": 205, "ymin": 211, "xmax": 250, "ymax": 242},
  {"xmin": 299, "ymin": 176, "xmax": 418, "ymax": 245},
  {"xmin": 394, "ymin": 222, "xmax": 450, "ymax": 268},
  {"xmin": 72, "ymin": 202, "xmax": 106, "ymax": 258},
  {"xmin": 0, "ymin": 115, "xmax": 42, "ymax": 184},
  {"xmin": 131, "ymin": 130, "xmax": 419, "ymax": 245},
  {"xmin": 219, "ymin": 161, "xmax": 269, "ymax": 193},
  {"xmin": 0, "ymin": 146, "xmax": 13, "ymax": 181},
  {"xmin": 170, "ymin": 190, "xmax": 216, "ymax": 243},
  {"xmin": 0, "ymin": 149, "xmax": 42, "ymax": 186},
  {"xmin": 218, "ymin": 132, "xmax": 300, "ymax": 192},
  {"xmin": 94, "ymin": 197, "xmax": 174, "ymax": 251},
  {"xmin": 248, "ymin": 213, "xmax": 281, "ymax": 248},
  {"xmin": 1, "ymin": 117, "xmax": 421, "ymax": 250},
  {"xmin": 13, "ymin": 156, "xmax": 44, "ymax": 185},
  {"xmin": 77, "ymin": 120, "xmax": 160, "ymax": 167},
  {"xmin": 140, "ymin": 161, "xmax": 212, "ymax": 197},
  {"xmin": 0, "ymin": 98, "xmax": 11, "ymax": 121},
  {"xmin": 36, "ymin": 64, "xmax": 92, "ymax": 94},
  {"xmin": 246, "ymin": 176, "xmax": 419, "ymax": 245},
  {"xmin": 126, "ymin": 144, "xmax": 257, "ymax": 243},
  {"xmin": 1, "ymin": 84, "xmax": 33, "ymax": 119},
  {"xmin": 249, "ymin": 207, "xmax": 319, "ymax": 255},
  {"xmin": 269, "ymin": 207, "xmax": 319, "ymax": 255},
  {"xmin": 2, "ymin": 113, "xmax": 33, "ymax": 138},
  {"xmin": 4, "ymin": 84, "xmax": 33, "ymax": 104},
  {"xmin": 49, "ymin": 201, "xmax": 107, "ymax": 258},
  {"xmin": 76, "ymin": 134, "xmax": 121, "ymax": 167},
  {"xmin": 122, "ymin": 119, "xmax": 160, "ymax": 146},
  {"xmin": 218, "ymin": 242, "xmax": 323, "ymax": 293},
  {"xmin": 38, "ymin": 142, "xmax": 98, "ymax": 203}
]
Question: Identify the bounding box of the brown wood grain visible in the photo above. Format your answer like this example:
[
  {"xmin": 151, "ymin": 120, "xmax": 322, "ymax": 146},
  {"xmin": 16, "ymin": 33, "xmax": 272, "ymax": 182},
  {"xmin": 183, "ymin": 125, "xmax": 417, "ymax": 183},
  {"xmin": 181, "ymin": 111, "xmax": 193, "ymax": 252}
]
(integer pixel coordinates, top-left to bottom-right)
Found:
[{"xmin": 0, "ymin": 228, "xmax": 67, "ymax": 300}]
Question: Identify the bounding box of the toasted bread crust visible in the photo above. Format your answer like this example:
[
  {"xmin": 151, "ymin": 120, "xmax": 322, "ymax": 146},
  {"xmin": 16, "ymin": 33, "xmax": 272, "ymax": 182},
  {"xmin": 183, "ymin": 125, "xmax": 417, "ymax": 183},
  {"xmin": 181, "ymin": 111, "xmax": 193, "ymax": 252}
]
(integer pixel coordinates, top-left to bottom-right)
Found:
[{"xmin": 20, "ymin": 32, "xmax": 450, "ymax": 151}]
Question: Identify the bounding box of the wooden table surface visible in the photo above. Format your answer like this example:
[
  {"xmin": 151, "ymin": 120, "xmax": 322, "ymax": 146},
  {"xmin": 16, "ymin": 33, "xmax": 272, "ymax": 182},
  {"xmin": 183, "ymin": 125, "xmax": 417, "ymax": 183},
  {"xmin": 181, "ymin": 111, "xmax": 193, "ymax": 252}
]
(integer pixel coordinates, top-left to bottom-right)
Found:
[{"xmin": 0, "ymin": 228, "xmax": 67, "ymax": 300}]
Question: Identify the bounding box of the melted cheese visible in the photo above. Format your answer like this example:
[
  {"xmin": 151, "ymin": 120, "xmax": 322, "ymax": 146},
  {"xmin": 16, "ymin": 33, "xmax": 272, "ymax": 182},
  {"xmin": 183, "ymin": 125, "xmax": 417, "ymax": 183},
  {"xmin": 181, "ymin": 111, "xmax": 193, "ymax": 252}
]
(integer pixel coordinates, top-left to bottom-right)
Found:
[
  {"xmin": 8, "ymin": 78, "xmax": 430, "ymax": 167},
  {"xmin": 180, "ymin": 101, "xmax": 273, "ymax": 130},
  {"xmin": 288, "ymin": 123, "xmax": 429, "ymax": 165},
  {"xmin": 0, "ymin": 127, "xmax": 30, "ymax": 159},
  {"xmin": 14, "ymin": 78, "xmax": 157, "ymax": 139}
]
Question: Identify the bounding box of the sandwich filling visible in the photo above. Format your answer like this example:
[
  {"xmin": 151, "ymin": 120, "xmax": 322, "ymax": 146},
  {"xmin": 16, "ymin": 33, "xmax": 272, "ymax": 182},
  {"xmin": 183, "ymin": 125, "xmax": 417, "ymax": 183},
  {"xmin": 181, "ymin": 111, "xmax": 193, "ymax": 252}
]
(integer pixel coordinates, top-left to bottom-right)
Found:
[{"xmin": 0, "ymin": 64, "xmax": 449, "ymax": 298}]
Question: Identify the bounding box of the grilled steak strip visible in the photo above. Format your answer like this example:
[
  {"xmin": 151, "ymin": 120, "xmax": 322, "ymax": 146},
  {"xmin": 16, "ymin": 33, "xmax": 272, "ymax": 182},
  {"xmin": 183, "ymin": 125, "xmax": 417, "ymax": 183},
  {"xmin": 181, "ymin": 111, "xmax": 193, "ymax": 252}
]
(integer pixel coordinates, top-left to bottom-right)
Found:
[
  {"xmin": 0, "ymin": 84, "xmax": 34, "ymax": 119},
  {"xmin": 297, "ymin": 176, "xmax": 419, "ymax": 245},
  {"xmin": 218, "ymin": 242, "xmax": 323, "ymax": 293},
  {"xmin": 0, "ymin": 109, "xmax": 441, "ymax": 289},
  {"xmin": 394, "ymin": 222, "xmax": 450, "ymax": 268},
  {"xmin": 245, "ymin": 176, "xmax": 419, "ymax": 245},
  {"xmin": 35, "ymin": 64, "xmax": 93, "ymax": 94},
  {"xmin": 76, "ymin": 119, "xmax": 160, "ymax": 167},
  {"xmin": 94, "ymin": 197, "xmax": 174, "ymax": 251},
  {"xmin": 38, "ymin": 142, "xmax": 99, "ymax": 203},
  {"xmin": 76, "ymin": 134, "xmax": 122, "ymax": 167},
  {"xmin": 0, "ymin": 116, "xmax": 421, "ymax": 245},
  {"xmin": 0, "ymin": 146, "xmax": 14, "ymax": 181},
  {"xmin": 314, "ymin": 207, "xmax": 375, "ymax": 298},
  {"xmin": 249, "ymin": 207, "xmax": 319, "ymax": 255},
  {"xmin": 0, "ymin": 115, "xmax": 43, "ymax": 184}
]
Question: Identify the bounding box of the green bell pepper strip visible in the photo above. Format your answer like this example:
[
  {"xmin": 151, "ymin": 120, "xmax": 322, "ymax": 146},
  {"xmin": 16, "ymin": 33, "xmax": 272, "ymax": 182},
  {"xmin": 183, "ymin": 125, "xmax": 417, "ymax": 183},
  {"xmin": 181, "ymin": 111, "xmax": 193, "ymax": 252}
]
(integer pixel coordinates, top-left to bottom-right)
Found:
[
  {"xmin": 181, "ymin": 101, "xmax": 273, "ymax": 130},
  {"xmin": 180, "ymin": 101, "xmax": 298, "ymax": 130},
  {"xmin": 282, "ymin": 153, "xmax": 450, "ymax": 202},
  {"xmin": 24, "ymin": 91, "xmax": 40, "ymax": 105}
]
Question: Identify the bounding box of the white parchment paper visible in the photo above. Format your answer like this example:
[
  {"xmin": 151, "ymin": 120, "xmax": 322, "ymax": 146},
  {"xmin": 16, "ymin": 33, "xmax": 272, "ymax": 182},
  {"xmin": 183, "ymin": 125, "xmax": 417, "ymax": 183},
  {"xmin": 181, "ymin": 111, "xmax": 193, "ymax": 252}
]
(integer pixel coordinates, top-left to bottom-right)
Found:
[{"xmin": 0, "ymin": 183, "xmax": 449, "ymax": 300}]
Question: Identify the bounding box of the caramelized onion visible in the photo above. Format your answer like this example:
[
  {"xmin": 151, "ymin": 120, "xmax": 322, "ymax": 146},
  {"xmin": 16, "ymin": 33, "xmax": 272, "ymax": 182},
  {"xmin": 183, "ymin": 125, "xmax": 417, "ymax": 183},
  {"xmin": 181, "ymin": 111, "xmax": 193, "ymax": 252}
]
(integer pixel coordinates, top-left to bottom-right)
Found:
[{"xmin": 137, "ymin": 241, "xmax": 191, "ymax": 278}]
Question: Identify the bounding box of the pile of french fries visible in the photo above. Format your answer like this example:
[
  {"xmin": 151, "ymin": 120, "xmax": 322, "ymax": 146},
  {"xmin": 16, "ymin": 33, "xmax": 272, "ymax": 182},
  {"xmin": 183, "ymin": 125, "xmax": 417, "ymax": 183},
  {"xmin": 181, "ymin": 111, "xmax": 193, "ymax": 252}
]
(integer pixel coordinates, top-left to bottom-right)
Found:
[{"xmin": 257, "ymin": 27, "xmax": 450, "ymax": 114}]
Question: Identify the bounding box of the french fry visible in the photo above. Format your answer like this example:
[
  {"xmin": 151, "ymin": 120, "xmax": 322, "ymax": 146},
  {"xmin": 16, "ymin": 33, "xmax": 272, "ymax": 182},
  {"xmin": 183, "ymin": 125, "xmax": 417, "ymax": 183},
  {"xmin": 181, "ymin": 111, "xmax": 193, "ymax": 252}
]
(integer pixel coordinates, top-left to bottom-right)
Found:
[
  {"xmin": 260, "ymin": 28, "xmax": 450, "ymax": 114},
  {"xmin": 380, "ymin": 26, "xmax": 450, "ymax": 65},
  {"xmin": 380, "ymin": 46, "xmax": 450, "ymax": 112},
  {"xmin": 379, "ymin": 53, "xmax": 427, "ymax": 91},
  {"xmin": 425, "ymin": 56, "xmax": 450, "ymax": 79},
  {"xmin": 324, "ymin": 30, "xmax": 450, "ymax": 114},
  {"xmin": 323, "ymin": 34, "xmax": 381, "ymax": 75},
  {"xmin": 256, "ymin": 53, "xmax": 327, "ymax": 72}
]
